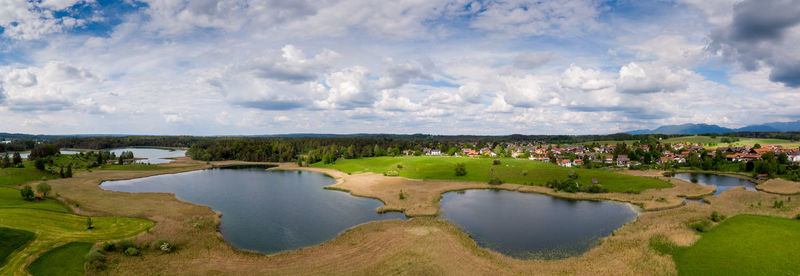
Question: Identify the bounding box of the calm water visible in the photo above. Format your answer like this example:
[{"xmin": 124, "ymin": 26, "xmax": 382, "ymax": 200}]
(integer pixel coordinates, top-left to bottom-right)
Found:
[
  {"xmin": 107, "ymin": 147, "xmax": 187, "ymax": 164},
  {"xmin": 673, "ymin": 173, "xmax": 757, "ymax": 195},
  {"xmin": 101, "ymin": 167, "xmax": 404, "ymax": 253},
  {"xmin": 439, "ymin": 189, "xmax": 638, "ymax": 259}
]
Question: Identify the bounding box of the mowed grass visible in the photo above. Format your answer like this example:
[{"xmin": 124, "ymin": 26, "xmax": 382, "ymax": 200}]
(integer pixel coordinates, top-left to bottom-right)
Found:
[
  {"xmin": 26, "ymin": 242, "xmax": 93, "ymax": 276},
  {"xmin": 313, "ymin": 156, "xmax": 671, "ymax": 193},
  {"xmin": 0, "ymin": 163, "xmax": 55, "ymax": 187},
  {"xmin": 0, "ymin": 208, "xmax": 153, "ymax": 275},
  {"xmin": 0, "ymin": 227, "xmax": 35, "ymax": 267},
  {"xmin": 673, "ymin": 215, "xmax": 800, "ymax": 275},
  {"xmin": 0, "ymin": 188, "xmax": 70, "ymax": 213},
  {"xmin": 99, "ymin": 163, "xmax": 199, "ymax": 171}
]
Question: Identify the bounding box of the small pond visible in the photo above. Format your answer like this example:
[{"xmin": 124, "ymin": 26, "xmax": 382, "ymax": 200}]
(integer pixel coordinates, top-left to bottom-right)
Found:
[
  {"xmin": 673, "ymin": 173, "xmax": 757, "ymax": 195},
  {"xmin": 439, "ymin": 189, "xmax": 638, "ymax": 259},
  {"xmin": 101, "ymin": 167, "xmax": 404, "ymax": 254},
  {"xmin": 107, "ymin": 147, "xmax": 187, "ymax": 164}
]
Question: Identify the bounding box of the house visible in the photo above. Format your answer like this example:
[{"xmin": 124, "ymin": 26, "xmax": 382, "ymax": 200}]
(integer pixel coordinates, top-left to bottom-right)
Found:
[
  {"xmin": 788, "ymin": 153, "xmax": 800, "ymax": 163},
  {"xmin": 402, "ymin": 150, "xmax": 414, "ymax": 156},
  {"xmin": 559, "ymin": 159, "xmax": 572, "ymax": 168},
  {"xmin": 426, "ymin": 149, "xmax": 442, "ymax": 156},
  {"xmin": 725, "ymin": 153, "xmax": 761, "ymax": 162},
  {"xmin": 616, "ymin": 155, "xmax": 630, "ymax": 167},
  {"xmin": 462, "ymin": 148, "xmax": 479, "ymax": 157},
  {"xmin": 572, "ymin": 159, "xmax": 584, "ymax": 166},
  {"xmin": 658, "ymin": 156, "xmax": 673, "ymax": 165},
  {"xmin": 604, "ymin": 156, "xmax": 614, "ymax": 163}
]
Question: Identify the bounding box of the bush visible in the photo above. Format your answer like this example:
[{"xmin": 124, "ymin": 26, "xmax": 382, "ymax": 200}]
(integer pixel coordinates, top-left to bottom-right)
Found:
[
  {"xmin": 398, "ymin": 190, "xmax": 407, "ymax": 200},
  {"xmin": 124, "ymin": 247, "xmax": 139, "ymax": 256},
  {"xmin": 85, "ymin": 249, "xmax": 106, "ymax": 269},
  {"xmin": 689, "ymin": 219, "xmax": 713, "ymax": 232},
  {"xmin": 568, "ymin": 170, "xmax": 578, "ymax": 180},
  {"xmin": 20, "ymin": 185, "xmax": 35, "ymax": 200},
  {"xmin": 101, "ymin": 241, "xmax": 116, "ymax": 251},
  {"xmin": 488, "ymin": 177, "xmax": 503, "ymax": 185},
  {"xmin": 152, "ymin": 239, "xmax": 172, "ymax": 253},
  {"xmin": 773, "ymin": 200, "xmax": 785, "ymax": 209},
  {"xmin": 710, "ymin": 211, "xmax": 727, "ymax": 222},
  {"xmin": 492, "ymin": 160, "xmax": 501, "ymax": 165},
  {"xmin": 454, "ymin": 163, "xmax": 467, "ymax": 176},
  {"xmin": 116, "ymin": 240, "xmax": 136, "ymax": 251},
  {"xmin": 795, "ymin": 214, "xmax": 800, "ymax": 220},
  {"xmin": 383, "ymin": 170, "xmax": 399, "ymax": 176},
  {"xmin": 36, "ymin": 182, "xmax": 51, "ymax": 197},
  {"xmin": 584, "ymin": 184, "xmax": 608, "ymax": 193}
]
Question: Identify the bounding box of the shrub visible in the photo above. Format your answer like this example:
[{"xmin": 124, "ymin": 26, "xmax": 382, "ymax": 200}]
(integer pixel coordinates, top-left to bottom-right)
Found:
[
  {"xmin": 396, "ymin": 164, "xmax": 403, "ymax": 169},
  {"xmin": 383, "ymin": 170, "xmax": 399, "ymax": 176},
  {"xmin": 124, "ymin": 247, "xmax": 139, "ymax": 256},
  {"xmin": 584, "ymin": 184, "xmax": 608, "ymax": 193},
  {"xmin": 152, "ymin": 239, "xmax": 172, "ymax": 253},
  {"xmin": 398, "ymin": 190, "xmax": 407, "ymax": 200},
  {"xmin": 689, "ymin": 219, "xmax": 713, "ymax": 232},
  {"xmin": 116, "ymin": 240, "xmax": 136, "ymax": 251},
  {"xmin": 493, "ymin": 160, "xmax": 501, "ymax": 165},
  {"xmin": 568, "ymin": 170, "xmax": 578, "ymax": 180},
  {"xmin": 85, "ymin": 249, "xmax": 106, "ymax": 270},
  {"xmin": 454, "ymin": 163, "xmax": 467, "ymax": 176},
  {"xmin": 795, "ymin": 214, "xmax": 800, "ymax": 220},
  {"xmin": 86, "ymin": 217, "xmax": 94, "ymax": 229},
  {"xmin": 20, "ymin": 185, "xmax": 34, "ymax": 200},
  {"xmin": 36, "ymin": 182, "xmax": 52, "ymax": 197},
  {"xmin": 101, "ymin": 241, "xmax": 116, "ymax": 251},
  {"xmin": 710, "ymin": 211, "xmax": 727, "ymax": 222},
  {"xmin": 773, "ymin": 200, "xmax": 785, "ymax": 209},
  {"xmin": 488, "ymin": 177, "xmax": 503, "ymax": 185}
]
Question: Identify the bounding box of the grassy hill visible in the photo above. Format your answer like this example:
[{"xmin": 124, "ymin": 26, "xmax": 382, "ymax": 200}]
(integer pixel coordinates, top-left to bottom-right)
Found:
[
  {"xmin": 312, "ymin": 156, "xmax": 671, "ymax": 193},
  {"xmin": 661, "ymin": 136, "xmax": 800, "ymax": 149}
]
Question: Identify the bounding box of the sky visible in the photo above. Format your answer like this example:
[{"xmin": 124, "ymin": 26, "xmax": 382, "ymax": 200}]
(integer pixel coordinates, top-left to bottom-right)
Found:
[{"xmin": 0, "ymin": 0, "xmax": 799, "ymax": 135}]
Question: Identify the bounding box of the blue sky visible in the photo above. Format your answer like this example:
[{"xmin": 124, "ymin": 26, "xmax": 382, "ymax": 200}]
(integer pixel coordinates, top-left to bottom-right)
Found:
[{"xmin": 0, "ymin": 0, "xmax": 798, "ymax": 135}]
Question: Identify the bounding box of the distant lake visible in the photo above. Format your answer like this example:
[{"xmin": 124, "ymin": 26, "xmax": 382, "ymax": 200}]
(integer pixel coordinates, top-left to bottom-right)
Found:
[
  {"xmin": 439, "ymin": 189, "xmax": 638, "ymax": 259},
  {"xmin": 107, "ymin": 148, "xmax": 186, "ymax": 164},
  {"xmin": 673, "ymin": 173, "xmax": 756, "ymax": 195},
  {"xmin": 101, "ymin": 167, "xmax": 404, "ymax": 254}
]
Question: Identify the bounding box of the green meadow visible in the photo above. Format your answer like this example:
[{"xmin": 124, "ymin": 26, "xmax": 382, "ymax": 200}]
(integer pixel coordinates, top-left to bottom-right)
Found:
[
  {"xmin": 0, "ymin": 227, "xmax": 35, "ymax": 267},
  {"xmin": 673, "ymin": 215, "xmax": 800, "ymax": 275},
  {"xmin": 26, "ymin": 242, "xmax": 94, "ymax": 276},
  {"xmin": 312, "ymin": 156, "xmax": 671, "ymax": 193}
]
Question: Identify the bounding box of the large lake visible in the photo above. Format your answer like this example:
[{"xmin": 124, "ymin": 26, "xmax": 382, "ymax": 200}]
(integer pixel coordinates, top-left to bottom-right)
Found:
[
  {"xmin": 101, "ymin": 167, "xmax": 404, "ymax": 253},
  {"xmin": 107, "ymin": 148, "xmax": 187, "ymax": 164},
  {"xmin": 439, "ymin": 189, "xmax": 638, "ymax": 259},
  {"xmin": 673, "ymin": 173, "xmax": 756, "ymax": 195}
]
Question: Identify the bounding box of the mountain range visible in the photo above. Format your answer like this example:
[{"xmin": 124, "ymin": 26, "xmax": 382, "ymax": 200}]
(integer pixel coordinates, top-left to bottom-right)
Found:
[{"xmin": 625, "ymin": 120, "xmax": 800, "ymax": 135}]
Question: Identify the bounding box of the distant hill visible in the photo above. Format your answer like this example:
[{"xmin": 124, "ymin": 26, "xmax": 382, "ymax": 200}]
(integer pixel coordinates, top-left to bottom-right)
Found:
[{"xmin": 627, "ymin": 120, "xmax": 800, "ymax": 134}]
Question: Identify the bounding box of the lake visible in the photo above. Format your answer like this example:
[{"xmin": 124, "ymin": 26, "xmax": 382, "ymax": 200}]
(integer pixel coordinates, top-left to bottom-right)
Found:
[
  {"xmin": 673, "ymin": 173, "xmax": 757, "ymax": 195},
  {"xmin": 439, "ymin": 189, "xmax": 638, "ymax": 259},
  {"xmin": 100, "ymin": 167, "xmax": 404, "ymax": 254},
  {"xmin": 107, "ymin": 147, "xmax": 187, "ymax": 164}
]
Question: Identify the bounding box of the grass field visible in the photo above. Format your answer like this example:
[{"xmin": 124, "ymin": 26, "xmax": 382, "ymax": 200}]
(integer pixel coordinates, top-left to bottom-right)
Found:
[
  {"xmin": 673, "ymin": 215, "xmax": 800, "ymax": 275},
  {"xmin": 0, "ymin": 227, "xmax": 35, "ymax": 267},
  {"xmin": 99, "ymin": 163, "xmax": 198, "ymax": 171},
  {"xmin": 0, "ymin": 163, "xmax": 55, "ymax": 187},
  {"xmin": 0, "ymin": 188, "xmax": 70, "ymax": 213},
  {"xmin": 576, "ymin": 140, "xmax": 639, "ymax": 146},
  {"xmin": 660, "ymin": 136, "xmax": 800, "ymax": 149},
  {"xmin": 0, "ymin": 208, "xmax": 154, "ymax": 275},
  {"xmin": 312, "ymin": 156, "xmax": 671, "ymax": 193},
  {"xmin": 26, "ymin": 242, "xmax": 94, "ymax": 276}
]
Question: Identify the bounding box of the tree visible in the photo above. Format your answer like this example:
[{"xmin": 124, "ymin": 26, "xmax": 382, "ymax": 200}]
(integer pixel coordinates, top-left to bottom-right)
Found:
[
  {"xmin": 59, "ymin": 167, "xmax": 65, "ymax": 178},
  {"xmin": 454, "ymin": 163, "xmax": 467, "ymax": 176},
  {"xmin": 12, "ymin": 152, "xmax": 22, "ymax": 165},
  {"xmin": 66, "ymin": 165, "xmax": 73, "ymax": 178},
  {"xmin": 0, "ymin": 155, "xmax": 9, "ymax": 168},
  {"xmin": 20, "ymin": 185, "xmax": 34, "ymax": 200},
  {"xmin": 752, "ymin": 143, "xmax": 761, "ymax": 149},
  {"xmin": 34, "ymin": 159, "xmax": 46, "ymax": 170},
  {"xmin": 36, "ymin": 182, "xmax": 52, "ymax": 197},
  {"xmin": 86, "ymin": 217, "xmax": 94, "ymax": 229}
]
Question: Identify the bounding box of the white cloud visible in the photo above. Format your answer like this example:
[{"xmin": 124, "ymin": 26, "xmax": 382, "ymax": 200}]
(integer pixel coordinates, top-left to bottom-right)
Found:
[
  {"xmin": 470, "ymin": 0, "xmax": 602, "ymax": 37},
  {"xmin": 315, "ymin": 66, "xmax": 373, "ymax": 109},
  {"xmin": 0, "ymin": 61, "xmax": 99, "ymax": 111},
  {"xmin": 617, "ymin": 62, "xmax": 688, "ymax": 94},
  {"xmin": 0, "ymin": 0, "xmax": 86, "ymax": 40}
]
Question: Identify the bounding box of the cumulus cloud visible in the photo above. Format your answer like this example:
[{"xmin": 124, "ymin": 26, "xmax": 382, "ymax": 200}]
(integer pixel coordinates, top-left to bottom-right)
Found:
[
  {"xmin": 375, "ymin": 58, "xmax": 430, "ymax": 89},
  {"xmin": 629, "ymin": 35, "xmax": 706, "ymax": 67},
  {"xmin": 560, "ymin": 65, "xmax": 614, "ymax": 91},
  {"xmin": 246, "ymin": 45, "xmax": 340, "ymax": 84},
  {"xmin": 0, "ymin": 0, "xmax": 87, "ymax": 39},
  {"xmin": 315, "ymin": 66, "xmax": 374, "ymax": 109},
  {"xmin": 708, "ymin": 0, "xmax": 800, "ymax": 87},
  {"xmin": 0, "ymin": 61, "xmax": 98, "ymax": 111},
  {"xmin": 616, "ymin": 62, "xmax": 687, "ymax": 94}
]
